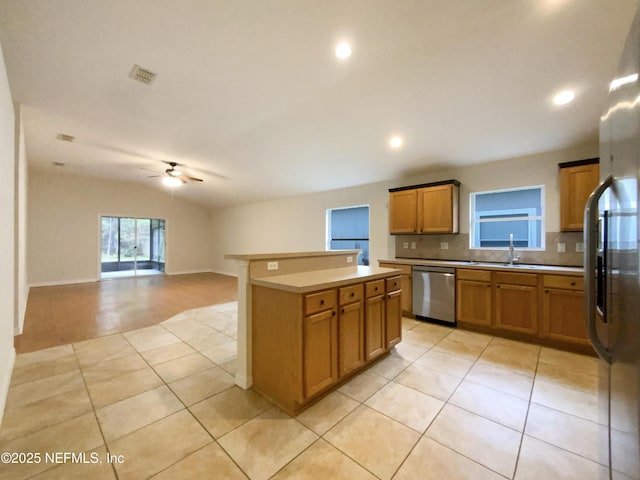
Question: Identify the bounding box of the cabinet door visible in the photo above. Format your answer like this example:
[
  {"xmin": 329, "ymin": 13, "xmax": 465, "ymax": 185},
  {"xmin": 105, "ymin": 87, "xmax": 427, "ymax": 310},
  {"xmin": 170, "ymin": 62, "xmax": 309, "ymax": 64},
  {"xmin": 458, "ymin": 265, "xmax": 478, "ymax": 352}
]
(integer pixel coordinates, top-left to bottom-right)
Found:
[
  {"xmin": 339, "ymin": 301, "xmax": 365, "ymax": 377},
  {"xmin": 385, "ymin": 290, "xmax": 402, "ymax": 349},
  {"xmin": 456, "ymin": 280, "xmax": 492, "ymax": 326},
  {"xmin": 304, "ymin": 309, "xmax": 338, "ymax": 398},
  {"xmin": 400, "ymin": 274, "xmax": 412, "ymax": 314},
  {"xmin": 365, "ymin": 295, "xmax": 386, "ymax": 360},
  {"xmin": 418, "ymin": 184, "xmax": 456, "ymax": 234},
  {"xmin": 541, "ymin": 288, "xmax": 588, "ymax": 344},
  {"xmin": 389, "ymin": 190, "xmax": 417, "ymax": 234},
  {"xmin": 495, "ymin": 284, "xmax": 538, "ymax": 334},
  {"xmin": 560, "ymin": 163, "xmax": 599, "ymax": 231}
]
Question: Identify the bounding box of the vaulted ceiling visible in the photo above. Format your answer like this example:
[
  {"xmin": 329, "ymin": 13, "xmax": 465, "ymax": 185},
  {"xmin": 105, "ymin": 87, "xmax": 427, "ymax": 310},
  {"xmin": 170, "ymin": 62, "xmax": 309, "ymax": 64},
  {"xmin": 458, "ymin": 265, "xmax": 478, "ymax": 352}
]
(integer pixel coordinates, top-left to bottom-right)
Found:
[{"xmin": 0, "ymin": 0, "xmax": 637, "ymax": 208}]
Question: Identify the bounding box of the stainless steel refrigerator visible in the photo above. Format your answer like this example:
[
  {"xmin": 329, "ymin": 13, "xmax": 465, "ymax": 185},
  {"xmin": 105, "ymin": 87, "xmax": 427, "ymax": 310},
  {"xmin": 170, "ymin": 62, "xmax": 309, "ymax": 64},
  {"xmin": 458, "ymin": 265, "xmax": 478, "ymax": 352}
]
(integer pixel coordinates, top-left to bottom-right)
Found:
[{"xmin": 585, "ymin": 9, "xmax": 640, "ymax": 479}]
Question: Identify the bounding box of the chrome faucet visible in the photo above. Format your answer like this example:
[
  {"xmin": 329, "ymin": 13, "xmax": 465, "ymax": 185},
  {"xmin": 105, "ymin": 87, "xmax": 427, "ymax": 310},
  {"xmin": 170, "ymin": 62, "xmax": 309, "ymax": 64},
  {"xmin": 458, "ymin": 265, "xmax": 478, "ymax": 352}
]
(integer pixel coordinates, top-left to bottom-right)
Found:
[{"xmin": 508, "ymin": 233, "xmax": 519, "ymax": 265}]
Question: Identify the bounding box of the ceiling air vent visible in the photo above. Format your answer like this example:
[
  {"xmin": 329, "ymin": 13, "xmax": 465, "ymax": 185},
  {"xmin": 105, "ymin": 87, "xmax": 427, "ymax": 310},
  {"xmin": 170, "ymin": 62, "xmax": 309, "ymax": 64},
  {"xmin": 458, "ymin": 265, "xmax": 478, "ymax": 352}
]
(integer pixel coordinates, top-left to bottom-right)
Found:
[
  {"xmin": 129, "ymin": 64, "xmax": 157, "ymax": 85},
  {"xmin": 56, "ymin": 133, "xmax": 74, "ymax": 142}
]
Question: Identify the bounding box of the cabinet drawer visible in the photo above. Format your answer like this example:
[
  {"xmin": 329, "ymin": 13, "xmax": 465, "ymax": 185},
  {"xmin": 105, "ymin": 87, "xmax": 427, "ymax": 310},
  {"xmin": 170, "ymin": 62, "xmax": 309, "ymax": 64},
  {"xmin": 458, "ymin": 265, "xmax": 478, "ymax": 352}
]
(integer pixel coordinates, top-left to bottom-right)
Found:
[
  {"xmin": 365, "ymin": 279, "xmax": 385, "ymax": 298},
  {"xmin": 457, "ymin": 268, "xmax": 491, "ymax": 282},
  {"xmin": 494, "ymin": 271, "xmax": 538, "ymax": 287},
  {"xmin": 304, "ymin": 289, "xmax": 337, "ymax": 315},
  {"xmin": 339, "ymin": 283, "xmax": 364, "ymax": 305},
  {"xmin": 386, "ymin": 275, "xmax": 402, "ymax": 292},
  {"xmin": 379, "ymin": 262, "xmax": 412, "ymax": 275},
  {"xmin": 543, "ymin": 275, "xmax": 583, "ymax": 290}
]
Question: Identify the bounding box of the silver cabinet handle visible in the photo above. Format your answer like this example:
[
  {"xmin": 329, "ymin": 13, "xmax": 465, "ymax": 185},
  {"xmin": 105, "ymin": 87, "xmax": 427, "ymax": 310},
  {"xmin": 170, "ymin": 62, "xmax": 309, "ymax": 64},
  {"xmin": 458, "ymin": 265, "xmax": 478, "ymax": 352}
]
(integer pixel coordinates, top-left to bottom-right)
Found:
[{"xmin": 584, "ymin": 174, "xmax": 613, "ymax": 363}]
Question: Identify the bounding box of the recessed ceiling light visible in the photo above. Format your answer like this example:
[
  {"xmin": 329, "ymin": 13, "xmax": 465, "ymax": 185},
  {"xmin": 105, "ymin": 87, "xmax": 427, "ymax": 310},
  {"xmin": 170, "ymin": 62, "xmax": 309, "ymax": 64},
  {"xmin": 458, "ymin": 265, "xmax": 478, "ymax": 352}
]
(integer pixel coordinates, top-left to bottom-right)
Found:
[
  {"xmin": 162, "ymin": 176, "xmax": 182, "ymax": 187},
  {"xmin": 389, "ymin": 136, "xmax": 404, "ymax": 148},
  {"xmin": 553, "ymin": 90, "xmax": 575, "ymax": 105},
  {"xmin": 335, "ymin": 42, "xmax": 352, "ymax": 59}
]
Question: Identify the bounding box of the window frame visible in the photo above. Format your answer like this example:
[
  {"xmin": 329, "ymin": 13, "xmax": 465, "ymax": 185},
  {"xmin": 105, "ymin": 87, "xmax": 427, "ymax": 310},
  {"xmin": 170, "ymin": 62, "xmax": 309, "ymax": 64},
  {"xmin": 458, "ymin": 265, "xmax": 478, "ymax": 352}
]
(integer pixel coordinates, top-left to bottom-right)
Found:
[
  {"xmin": 326, "ymin": 204, "xmax": 370, "ymax": 265},
  {"xmin": 469, "ymin": 185, "xmax": 545, "ymax": 251}
]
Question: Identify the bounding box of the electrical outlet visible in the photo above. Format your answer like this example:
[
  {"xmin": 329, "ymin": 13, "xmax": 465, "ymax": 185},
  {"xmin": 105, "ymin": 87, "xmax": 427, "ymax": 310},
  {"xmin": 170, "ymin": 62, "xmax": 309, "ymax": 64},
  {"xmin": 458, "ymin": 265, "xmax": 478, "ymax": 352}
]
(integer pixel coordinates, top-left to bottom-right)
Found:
[
  {"xmin": 557, "ymin": 243, "xmax": 566, "ymax": 253},
  {"xmin": 346, "ymin": 256, "xmax": 353, "ymax": 263},
  {"xmin": 410, "ymin": 241, "xmax": 416, "ymax": 250},
  {"xmin": 267, "ymin": 261, "xmax": 279, "ymax": 270},
  {"xmin": 403, "ymin": 242, "xmax": 409, "ymax": 249},
  {"xmin": 576, "ymin": 242, "xmax": 584, "ymax": 252},
  {"xmin": 441, "ymin": 242, "xmax": 449, "ymax": 250}
]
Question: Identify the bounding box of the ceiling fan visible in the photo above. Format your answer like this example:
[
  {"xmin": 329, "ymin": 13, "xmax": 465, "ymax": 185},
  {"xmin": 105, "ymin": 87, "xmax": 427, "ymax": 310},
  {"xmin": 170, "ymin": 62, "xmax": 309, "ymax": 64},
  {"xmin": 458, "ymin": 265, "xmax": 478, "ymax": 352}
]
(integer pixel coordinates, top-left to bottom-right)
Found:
[{"xmin": 145, "ymin": 161, "xmax": 204, "ymax": 186}]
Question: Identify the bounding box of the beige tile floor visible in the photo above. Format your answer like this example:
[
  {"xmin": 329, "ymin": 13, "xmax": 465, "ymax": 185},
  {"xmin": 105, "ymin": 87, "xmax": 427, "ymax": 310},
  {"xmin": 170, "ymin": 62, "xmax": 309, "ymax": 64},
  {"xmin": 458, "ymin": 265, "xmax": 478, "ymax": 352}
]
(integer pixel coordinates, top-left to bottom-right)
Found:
[{"xmin": 0, "ymin": 303, "xmax": 617, "ymax": 480}]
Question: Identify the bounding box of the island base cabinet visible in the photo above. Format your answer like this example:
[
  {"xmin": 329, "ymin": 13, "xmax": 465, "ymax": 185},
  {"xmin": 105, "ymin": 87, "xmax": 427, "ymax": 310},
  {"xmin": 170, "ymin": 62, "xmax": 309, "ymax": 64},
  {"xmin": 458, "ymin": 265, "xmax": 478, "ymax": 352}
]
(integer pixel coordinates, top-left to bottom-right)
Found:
[
  {"xmin": 338, "ymin": 301, "xmax": 365, "ymax": 377},
  {"xmin": 304, "ymin": 309, "xmax": 338, "ymax": 398},
  {"xmin": 385, "ymin": 290, "xmax": 402, "ymax": 349},
  {"xmin": 365, "ymin": 295, "xmax": 386, "ymax": 361}
]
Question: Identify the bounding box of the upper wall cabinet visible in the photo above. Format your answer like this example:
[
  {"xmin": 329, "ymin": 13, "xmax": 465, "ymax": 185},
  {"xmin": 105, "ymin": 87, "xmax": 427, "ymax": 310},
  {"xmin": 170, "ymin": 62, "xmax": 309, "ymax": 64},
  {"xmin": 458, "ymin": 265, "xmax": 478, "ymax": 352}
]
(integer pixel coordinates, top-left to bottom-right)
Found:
[
  {"xmin": 389, "ymin": 180, "xmax": 460, "ymax": 235},
  {"xmin": 559, "ymin": 159, "xmax": 599, "ymax": 232}
]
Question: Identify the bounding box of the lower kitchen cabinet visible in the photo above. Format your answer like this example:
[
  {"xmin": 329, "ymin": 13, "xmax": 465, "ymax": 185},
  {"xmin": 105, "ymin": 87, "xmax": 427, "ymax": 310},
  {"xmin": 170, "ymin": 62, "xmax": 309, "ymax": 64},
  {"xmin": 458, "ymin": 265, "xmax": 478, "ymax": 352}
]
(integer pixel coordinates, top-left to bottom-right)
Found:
[
  {"xmin": 494, "ymin": 272, "xmax": 539, "ymax": 335},
  {"xmin": 338, "ymin": 285, "xmax": 365, "ymax": 377},
  {"xmin": 385, "ymin": 288, "xmax": 402, "ymax": 349},
  {"xmin": 540, "ymin": 275, "xmax": 588, "ymax": 345},
  {"xmin": 378, "ymin": 262, "xmax": 412, "ymax": 315},
  {"xmin": 456, "ymin": 269, "xmax": 492, "ymax": 326},
  {"xmin": 365, "ymin": 289, "xmax": 386, "ymax": 361},
  {"xmin": 251, "ymin": 273, "xmax": 403, "ymax": 415},
  {"xmin": 303, "ymin": 308, "xmax": 338, "ymax": 398}
]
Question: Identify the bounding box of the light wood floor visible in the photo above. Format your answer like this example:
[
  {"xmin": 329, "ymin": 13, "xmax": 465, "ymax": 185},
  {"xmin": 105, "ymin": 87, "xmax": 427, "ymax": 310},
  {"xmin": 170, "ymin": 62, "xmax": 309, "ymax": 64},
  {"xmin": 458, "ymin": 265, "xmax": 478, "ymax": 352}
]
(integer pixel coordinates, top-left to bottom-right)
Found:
[{"xmin": 15, "ymin": 272, "xmax": 238, "ymax": 354}]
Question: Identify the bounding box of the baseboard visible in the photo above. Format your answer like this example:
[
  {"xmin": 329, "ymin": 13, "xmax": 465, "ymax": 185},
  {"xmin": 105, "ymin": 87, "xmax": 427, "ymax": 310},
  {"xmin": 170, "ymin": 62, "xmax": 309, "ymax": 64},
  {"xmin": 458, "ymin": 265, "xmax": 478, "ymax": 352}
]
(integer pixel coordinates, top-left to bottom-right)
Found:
[
  {"xmin": 234, "ymin": 373, "xmax": 253, "ymax": 390},
  {"xmin": 210, "ymin": 269, "xmax": 238, "ymax": 278},
  {"xmin": 165, "ymin": 269, "xmax": 213, "ymax": 276},
  {"xmin": 29, "ymin": 278, "xmax": 98, "ymax": 288},
  {"xmin": 0, "ymin": 345, "xmax": 16, "ymax": 428},
  {"xmin": 14, "ymin": 284, "xmax": 30, "ymax": 335}
]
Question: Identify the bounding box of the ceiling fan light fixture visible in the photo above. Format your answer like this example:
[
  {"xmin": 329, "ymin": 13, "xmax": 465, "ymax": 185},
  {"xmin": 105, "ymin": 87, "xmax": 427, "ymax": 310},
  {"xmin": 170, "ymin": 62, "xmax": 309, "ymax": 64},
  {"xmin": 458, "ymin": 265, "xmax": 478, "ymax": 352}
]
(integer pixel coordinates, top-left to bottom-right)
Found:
[
  {"xmin": 162, "ymin": 176, "xmax": 182, "ymax": 187},
  {"xmin": 168, "ymin": 169, "xmax": 182, "ymax": 176}
]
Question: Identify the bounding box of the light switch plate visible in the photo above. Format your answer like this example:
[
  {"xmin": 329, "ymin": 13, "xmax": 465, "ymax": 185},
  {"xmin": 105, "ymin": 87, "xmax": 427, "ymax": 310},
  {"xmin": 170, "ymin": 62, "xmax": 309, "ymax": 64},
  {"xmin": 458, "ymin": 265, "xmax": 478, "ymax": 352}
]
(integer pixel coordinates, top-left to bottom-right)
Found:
[
  {"xmin": 557, "ymin": 243, "xmax": 566, "ymax": 253},
  {"xmin": 576, "ymin": 242, "xmax": 584, "ymax": 252},
  {"xmin": 410, "ymin": 242, "xmax": 416, "ymax": 250},
  {"xmin": 347, "ymin": 256, "xmax": 353, "ymax": 263},
  {"xmin": 403, "ymin": 242, "xmax": 409, "ymax": 249},
  {"xmin": 267, "ymin": 261, "xmax": 279, "ymax": 270},
  {"xmin": 441, "ymin": 242, "xmax": 449, "ymax": 250}
]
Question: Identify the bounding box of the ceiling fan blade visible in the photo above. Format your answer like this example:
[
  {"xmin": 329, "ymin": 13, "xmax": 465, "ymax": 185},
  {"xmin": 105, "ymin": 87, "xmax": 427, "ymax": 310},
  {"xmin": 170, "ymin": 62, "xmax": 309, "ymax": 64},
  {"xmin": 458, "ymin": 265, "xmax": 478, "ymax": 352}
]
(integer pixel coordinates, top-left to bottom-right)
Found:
[
  {"xmin": 140, "ymin": 167, "xmax": 162, "ymax": 174},
  {"xmin": 148, "ymin": 175, "xmax": 162, "ymax": 178},
  {"xmin": 184, "ymin": 175, "xmax": 203, "ymax": 182}
]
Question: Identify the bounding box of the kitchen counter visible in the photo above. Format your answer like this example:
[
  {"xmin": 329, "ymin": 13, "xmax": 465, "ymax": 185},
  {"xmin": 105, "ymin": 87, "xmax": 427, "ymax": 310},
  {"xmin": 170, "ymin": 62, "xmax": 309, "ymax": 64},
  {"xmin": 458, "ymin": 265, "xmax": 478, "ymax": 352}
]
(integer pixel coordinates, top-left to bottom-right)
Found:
[
  {"xmin": 251, "ymin": 266, "xmax": 403, "ymax": 293},
  {"xmin": 379, "ymin": 258, "xmax": 583, "ymax": 275}
]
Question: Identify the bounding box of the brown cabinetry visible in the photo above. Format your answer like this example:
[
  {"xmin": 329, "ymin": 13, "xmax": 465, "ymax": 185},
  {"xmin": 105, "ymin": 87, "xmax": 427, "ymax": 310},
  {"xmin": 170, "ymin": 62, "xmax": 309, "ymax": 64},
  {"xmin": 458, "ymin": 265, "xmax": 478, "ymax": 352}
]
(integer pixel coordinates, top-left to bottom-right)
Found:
[
  {"xmin": 385, "ymin": 276, "xmax": 402, "ymax": 348},
  {"xmin": 559, "ymin": 159, "xmax": 599, "ymax": 232},
  {"xmin": 378, "ymin": 262, "xmax": 412, "ymax": 315},
  {"xmin": 389, "ymin": 180, "xmax": 460, "ymax": 235},
  {"xmin": 456, "ymin": 269, "xmax": 492, "ymax": 326},
  {"xmin": 540, "ymin": 275, "xmax": 588, "ymax": 345},
  {"xmin": 338, "ymin": 284, "xmax": 365, "ymax": 377},
  {"xmin": 494, "ymin": 272, "xmax": 538, "ymax": 335},
  {"xmin": 251, "ymin": 273, "xmax": 402, "ymax": 415}
]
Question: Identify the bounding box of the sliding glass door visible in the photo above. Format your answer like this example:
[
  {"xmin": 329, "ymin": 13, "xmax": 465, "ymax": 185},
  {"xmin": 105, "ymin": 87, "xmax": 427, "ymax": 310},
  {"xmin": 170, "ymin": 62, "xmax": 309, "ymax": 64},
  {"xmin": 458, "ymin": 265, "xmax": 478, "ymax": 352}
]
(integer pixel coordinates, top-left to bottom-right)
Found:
[{"xmin": 101, "ymin": 216, "xmax": 165, "ymax": 278}]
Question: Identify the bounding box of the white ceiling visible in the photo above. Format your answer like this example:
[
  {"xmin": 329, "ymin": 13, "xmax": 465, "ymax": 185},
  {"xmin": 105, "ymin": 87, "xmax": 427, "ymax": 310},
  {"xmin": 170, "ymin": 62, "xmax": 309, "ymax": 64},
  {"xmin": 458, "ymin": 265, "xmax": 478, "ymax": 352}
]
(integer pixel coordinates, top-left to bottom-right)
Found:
[{"xmin": 0, "ymin": 0, "xmax": 637, "ymax": 208}]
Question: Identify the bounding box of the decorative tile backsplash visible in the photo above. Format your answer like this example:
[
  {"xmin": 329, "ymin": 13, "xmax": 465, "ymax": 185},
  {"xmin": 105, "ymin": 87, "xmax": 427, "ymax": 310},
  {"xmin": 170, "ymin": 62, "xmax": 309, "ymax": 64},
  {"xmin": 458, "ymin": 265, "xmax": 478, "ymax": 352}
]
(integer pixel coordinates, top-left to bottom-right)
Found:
[{"xmin": 394, "ymin": 232, "xmax": 584, "ymax": 267}]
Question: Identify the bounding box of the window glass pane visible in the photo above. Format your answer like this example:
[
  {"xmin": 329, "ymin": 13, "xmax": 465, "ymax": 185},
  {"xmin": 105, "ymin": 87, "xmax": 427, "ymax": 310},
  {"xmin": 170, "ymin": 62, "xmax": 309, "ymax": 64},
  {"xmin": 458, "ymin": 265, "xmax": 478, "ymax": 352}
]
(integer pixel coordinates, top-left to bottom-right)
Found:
[
  {"xmin": 478, "ymin": 219, "xmax": 542, "ymax": 248},
  {"xmin": 471, "ymin": 186, "xmax": 544, "ymax": 250},
  {"xmin": 328, "ymin": 206, "xmax": 369, "ymax": 265},
  {"xmin": 330, "ymin": 206, "xmax": 369, "ymax": 239},
  {"xmin": 136, "ymin": 218, "xmax": 151, "ymax": 261},
  {"xmin": 101, "ymin": 217, "xmax": 119, "ymax": 263},
  {"xmin": 474, "ymin": 188, "xmax": 542, "ymax": 219}
]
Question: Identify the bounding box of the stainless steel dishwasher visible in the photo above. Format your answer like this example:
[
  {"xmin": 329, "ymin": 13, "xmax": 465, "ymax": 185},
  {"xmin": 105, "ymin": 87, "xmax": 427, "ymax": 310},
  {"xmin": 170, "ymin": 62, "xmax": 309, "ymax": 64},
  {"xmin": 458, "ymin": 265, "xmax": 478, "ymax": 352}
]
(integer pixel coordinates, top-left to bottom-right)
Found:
[{"xmin": 412, "ymin": 266, "xmax": 456, "ymax": 324}]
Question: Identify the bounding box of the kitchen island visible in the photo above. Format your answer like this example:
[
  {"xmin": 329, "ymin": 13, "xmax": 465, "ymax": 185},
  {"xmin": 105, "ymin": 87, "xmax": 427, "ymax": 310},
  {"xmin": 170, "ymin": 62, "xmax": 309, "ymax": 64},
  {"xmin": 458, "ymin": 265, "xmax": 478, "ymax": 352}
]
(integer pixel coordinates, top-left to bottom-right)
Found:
[{"xmin": 225, "ymin": 251, "xmax": 403, "ymax": 414}]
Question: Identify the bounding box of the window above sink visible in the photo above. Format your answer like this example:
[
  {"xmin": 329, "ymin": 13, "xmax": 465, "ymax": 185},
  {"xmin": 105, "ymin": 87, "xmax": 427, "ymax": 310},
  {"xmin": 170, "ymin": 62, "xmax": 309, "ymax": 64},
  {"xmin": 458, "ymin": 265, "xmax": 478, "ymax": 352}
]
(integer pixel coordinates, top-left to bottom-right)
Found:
[{"xmin": 469, "ymin": 185, "xmax": 545, "ymax": 251}]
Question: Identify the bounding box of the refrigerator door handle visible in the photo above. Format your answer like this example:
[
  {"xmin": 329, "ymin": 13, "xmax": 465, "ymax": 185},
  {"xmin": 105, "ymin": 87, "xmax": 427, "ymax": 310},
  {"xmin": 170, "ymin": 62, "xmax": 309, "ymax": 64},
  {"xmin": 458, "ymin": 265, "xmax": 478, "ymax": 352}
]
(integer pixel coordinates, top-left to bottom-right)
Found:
[{"xmin": 584, "ymin": 174, "xmax": 613, "ymax": 364}]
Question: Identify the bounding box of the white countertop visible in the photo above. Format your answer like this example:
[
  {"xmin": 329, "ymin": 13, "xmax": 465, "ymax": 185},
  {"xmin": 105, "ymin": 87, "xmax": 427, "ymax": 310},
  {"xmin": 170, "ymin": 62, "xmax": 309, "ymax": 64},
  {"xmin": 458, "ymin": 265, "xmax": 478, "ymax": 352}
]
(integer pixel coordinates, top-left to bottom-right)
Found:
[
  {"xmin": 251, "ymin": 266, "xmax": 403, "ymax": 293},
  {"xmin": 380, "ymin": 258, "xmax": 584, "ymax": 275}
]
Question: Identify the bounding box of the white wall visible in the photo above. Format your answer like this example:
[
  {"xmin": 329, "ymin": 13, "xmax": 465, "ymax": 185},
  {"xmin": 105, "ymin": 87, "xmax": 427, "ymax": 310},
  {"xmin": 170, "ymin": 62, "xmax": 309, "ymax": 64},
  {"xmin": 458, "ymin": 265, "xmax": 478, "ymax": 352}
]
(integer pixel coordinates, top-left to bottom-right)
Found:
[
  {"xmin": 211, "ymin": 143, "xmax": 598, "ymax": 275},
  {"xmin": 28, "ymin": 170, "xmax": 214, "ymax": 285},
  {"xmin": 14, "ymin": 103, "xmax": 27, "ymax": 334},
  {"xmin": 0, "ymin": 43, "xmax": 16, "ymax": 427}
]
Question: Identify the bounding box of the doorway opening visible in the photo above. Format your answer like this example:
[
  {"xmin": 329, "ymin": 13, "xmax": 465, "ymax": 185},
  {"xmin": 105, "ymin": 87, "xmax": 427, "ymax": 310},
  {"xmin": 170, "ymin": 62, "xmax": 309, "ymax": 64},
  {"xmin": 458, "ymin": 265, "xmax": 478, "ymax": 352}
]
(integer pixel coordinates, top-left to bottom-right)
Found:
[{"xmin": 101, "ymin": 216, "xmax": 165, "ymax": 279}]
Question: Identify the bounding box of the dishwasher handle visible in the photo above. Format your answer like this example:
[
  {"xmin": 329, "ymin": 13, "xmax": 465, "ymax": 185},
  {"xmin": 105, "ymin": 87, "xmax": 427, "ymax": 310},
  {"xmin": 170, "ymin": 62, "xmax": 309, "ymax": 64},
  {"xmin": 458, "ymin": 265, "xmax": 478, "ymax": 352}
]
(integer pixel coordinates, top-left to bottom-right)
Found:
[{"xmin": 412, "ymin": 266, "xmax": 456, "ymax": 275}]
